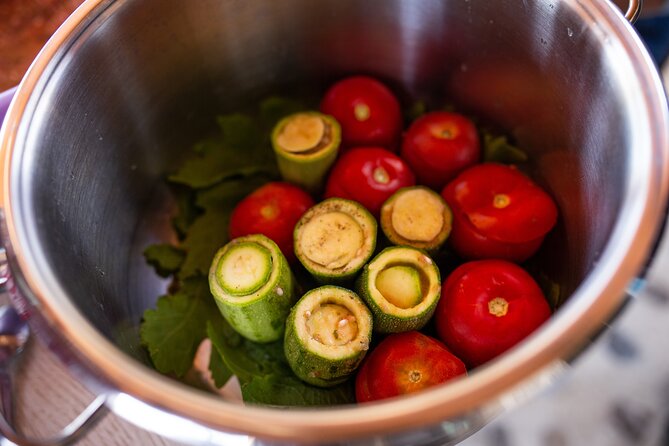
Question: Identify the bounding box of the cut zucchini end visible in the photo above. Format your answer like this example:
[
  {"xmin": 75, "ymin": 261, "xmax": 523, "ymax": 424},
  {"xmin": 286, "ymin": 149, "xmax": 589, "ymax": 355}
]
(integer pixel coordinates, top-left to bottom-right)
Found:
[
  {"xmin": 272, "ymin": 112, "xmax": 341, "ymax": 159},
  {"xmin": 271, "ymin": 112, "xmax": 341, "ymax": 195},
  {"xmin": 275, "ymin": 113, "xmax": 326, "ymax": 153},
  {"xmin": 215, "ymin": 242, "xmax": 273, "ymax": 296},
  {"xmin": 295, "ymin": 198, "xmax": 377, "ymax": 283},
  {"xmin": 380, "ymin": 186, "xmax": 452, "ymax": 252},
  {"xmin": 209, "ymin": 234, "xmax": 294, "ymax": 343},
  {"xmin": 285, "ymin": 285, "xmax": 373, "ymax": 386},
  {"xmin": 358, "ymin": 246, "xmax": 441, "ymax": 333}
]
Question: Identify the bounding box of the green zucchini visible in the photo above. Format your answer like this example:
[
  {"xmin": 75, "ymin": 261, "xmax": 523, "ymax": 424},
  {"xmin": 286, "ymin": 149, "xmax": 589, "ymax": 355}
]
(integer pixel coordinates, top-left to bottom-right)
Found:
[
  {"xmin": 209, "ymin": 234, "xmax": 295, "ymax": 343},
  {"xmin": 271, "ymin": 111, "xmax": 341, "ymax": 195},
  {"xmin": 284, "ymin": 285, "xmax": 373, "ymax": 387},
  {"xmin": 294, "ymin": 198, "xmax": 377, "ymax": 284},
  {"xmin": 356, "ymin": 246, "xmax": 441, "ymax": 333},
  {"xmin": 380, "ymin": 186, "xmax": 452, "ymax": 254}
]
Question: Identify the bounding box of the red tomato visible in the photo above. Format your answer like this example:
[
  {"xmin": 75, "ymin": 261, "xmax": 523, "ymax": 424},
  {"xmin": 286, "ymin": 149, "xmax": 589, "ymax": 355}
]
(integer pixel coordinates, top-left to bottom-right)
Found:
[
  {"xmin": 324, "ymin": 147, "xmax": 415, "ymax": 216},
  {"xmin": 355, "ymin": 331, "xmax": 466, "ymax": 403},
  {"xmin": 229, "ymin": 182, "xmax": 314, "ymax": 262},
  {"xmin": 435, "ymin": 260, "xmax": 551, "ymax": 368},
  {"xmin": 320, "ymin": 76, "xmax": 402, "ymax": 150},
  {"xmin": 441, "ymin": 163, "xmax": 558, "ymax": 262},
  {"xmin": 400, "ymin": 111, "xmax": 480, "ymax": 190}
]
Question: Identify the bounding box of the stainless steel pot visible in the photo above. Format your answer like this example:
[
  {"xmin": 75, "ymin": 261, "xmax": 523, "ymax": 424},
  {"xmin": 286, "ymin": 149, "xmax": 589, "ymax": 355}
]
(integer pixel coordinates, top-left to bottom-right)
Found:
[{"xmin": 0, "ymin": 0, "xmax": 668, "ymax": 445}]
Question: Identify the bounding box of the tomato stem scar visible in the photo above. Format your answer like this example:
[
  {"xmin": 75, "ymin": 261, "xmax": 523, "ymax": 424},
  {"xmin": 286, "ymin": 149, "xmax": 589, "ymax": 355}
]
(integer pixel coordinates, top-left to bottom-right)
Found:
[
  {"xmin": 488, "ymin": 297, "xmax": 509, "ymax": 317},
  {"xmin": 354, "ymin": 103, "xmax": 371, "ymax": 121},
  {"xmin": 260, "ymin": 204, "xmax": 278, "ymax": 219},
  {"xmin": 493, "ymin": 194, "xmax": 511, "ymax": 209},
  {"xmin": 372, "ymin": 166, "xmax": 390, "ymax": 184},
  {"xmin": 409, "ymin": 370, "xmax": 422, "ymax": 383}
]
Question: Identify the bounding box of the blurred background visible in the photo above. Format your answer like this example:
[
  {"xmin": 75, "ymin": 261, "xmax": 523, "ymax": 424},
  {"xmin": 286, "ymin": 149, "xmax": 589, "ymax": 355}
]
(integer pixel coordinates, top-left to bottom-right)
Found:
[{"xmin": 0, "ymin": 0, "xmax": 83, "ymax": 91}]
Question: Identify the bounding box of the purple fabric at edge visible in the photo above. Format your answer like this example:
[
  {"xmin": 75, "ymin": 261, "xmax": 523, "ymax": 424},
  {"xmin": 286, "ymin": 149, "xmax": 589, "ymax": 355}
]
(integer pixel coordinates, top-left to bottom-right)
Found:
[{"xmin": 0, "ymin": 87, "xmax": 17, "ymax": 127}]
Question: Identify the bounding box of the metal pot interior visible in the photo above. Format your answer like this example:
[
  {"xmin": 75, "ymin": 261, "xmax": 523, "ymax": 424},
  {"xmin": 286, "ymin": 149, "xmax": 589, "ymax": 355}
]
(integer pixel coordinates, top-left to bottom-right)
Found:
[{"xmin": 4, "ymin": 0, "xmax": 667, "ymax": 441}]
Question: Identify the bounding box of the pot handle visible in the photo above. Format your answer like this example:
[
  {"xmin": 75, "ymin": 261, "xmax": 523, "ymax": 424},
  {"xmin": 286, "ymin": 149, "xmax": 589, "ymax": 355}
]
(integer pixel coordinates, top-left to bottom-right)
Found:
[
  {"xmin": 0, "ymin": 249, "xmax": 110, "ymax": 446},
  {"xmin": 621, "ymin": 0, "xmax": 643, "ymax": 23},
  {"xmin": 0, "ymin": 395, "xmax": 108, "ymax": 446}
]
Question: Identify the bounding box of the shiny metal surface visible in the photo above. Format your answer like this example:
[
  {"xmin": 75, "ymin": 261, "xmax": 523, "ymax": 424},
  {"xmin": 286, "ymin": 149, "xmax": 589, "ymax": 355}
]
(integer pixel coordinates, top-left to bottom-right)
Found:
[
  {"xmin": 625, "ymin": 0, "xmax": 643, "ymax": 21},
  {"xmin": 0, "ymin": 253, "xmax": 108, "ymax": 446},
  {"xmin": 0, "ymin": 0, "xmax": 668, "ymax": 444},
  {"xmin": 613, "ymin": 0, "xmax": 644, "ymax": 22}
]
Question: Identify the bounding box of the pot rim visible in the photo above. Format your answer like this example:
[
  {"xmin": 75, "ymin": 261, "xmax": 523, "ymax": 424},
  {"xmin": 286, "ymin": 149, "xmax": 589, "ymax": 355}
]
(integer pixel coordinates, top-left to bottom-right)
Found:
[{"xmin": 1, "ymin": 0, "xmax": 668, "ymax": 442}]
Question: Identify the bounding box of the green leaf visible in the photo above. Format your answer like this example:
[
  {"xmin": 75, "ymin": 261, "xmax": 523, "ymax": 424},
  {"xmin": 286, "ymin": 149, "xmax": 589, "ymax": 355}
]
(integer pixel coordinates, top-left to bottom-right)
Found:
[
  {"xmin": 209, "ymin": 342, "xmax": 234, "ymax": 388},
  {"xmin": 241, "ymin": 374, "xmax": 355, "ymax": 407},
  {"xmin": 140, "ymin": 277, "xmax": 220, "ymax": 377},
  {"xmin": 195, "ymin": 174, "xmax": 274, "ymax": 212},
  {"xmin": 404, "ymin": 100, "xmax": 427, "ymax": 125},
  {"xmin": 482, "ymin": 132, "xmax": 528, "ymax": 164},
  {"xmin": 168, "ymin": 113, "xmax": 277, "ymax": 189},
  {"xmin": 207, "ymin": 321, "xmax": 354, "ymax": 407},
  {"xmin": 178, "ymin": 209, "xmax": 231, "ymax": 280},
  {"xmin": 259, "ymin": 96, "xmax": 307, "ymax": 130},
  {"xmin": 168, "ymin": 144, "xmax": 274, "ymax": 189},
  {"xmin": 143, "ymin": 243, "xmax": 186, "ymax": 277},
  {"xmin": 207, "ymin": 321, "xmax": 284, "ymax": 383},
  {"xmin": 216, "ymin": 113, "xmax": 263, "ymax": 151},
  {"xmin": 536, "ymin": 271, "xmax": 562, "ymax": 310},
  {"xmin": 171, "ymin": 186, "xmax": 201, "ymax": 239}
]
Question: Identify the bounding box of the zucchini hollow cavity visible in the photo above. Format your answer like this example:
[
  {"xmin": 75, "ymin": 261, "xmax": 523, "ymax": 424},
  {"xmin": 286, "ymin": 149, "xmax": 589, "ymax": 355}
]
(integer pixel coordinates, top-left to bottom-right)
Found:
[
  {"xmin": 356, "ymin": 246, "xmax": 441, "ymax": 333},
  {"xmin": 294, "ymin": 198, "xmax": 377, "ymax": 284},
  {"xmin": 284, "ymin": 286, "xmax": 373, "ymax": 387},
  {"xmin": 209, "ymin": 234, "xmax": 295, "ymax": 343}
]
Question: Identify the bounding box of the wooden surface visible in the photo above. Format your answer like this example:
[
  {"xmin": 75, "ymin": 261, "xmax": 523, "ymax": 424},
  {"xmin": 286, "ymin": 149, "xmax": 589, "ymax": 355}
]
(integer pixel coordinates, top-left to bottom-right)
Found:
[
  {"xmin": 0, "ymin": 0, "xmax": 85, "ymax": 91},
  {"xmin": 14, "ymin": 335, "xmax": 180, "ymax": 445}
]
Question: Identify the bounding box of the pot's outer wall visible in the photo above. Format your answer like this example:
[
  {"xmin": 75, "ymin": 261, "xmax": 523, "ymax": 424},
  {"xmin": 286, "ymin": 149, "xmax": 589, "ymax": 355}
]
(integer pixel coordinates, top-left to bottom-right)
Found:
[{"xmin": 1, "ymin": 0, "xmax": 668, "ymax": 444}]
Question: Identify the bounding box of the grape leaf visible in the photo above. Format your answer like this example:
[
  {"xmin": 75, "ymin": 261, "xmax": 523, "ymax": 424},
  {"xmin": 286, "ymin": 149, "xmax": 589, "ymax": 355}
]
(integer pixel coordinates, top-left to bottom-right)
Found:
[
  {"xmin": 209, "ymin": 342, "xmax": 234, "ymax": 388},
  {"xmin": 168, "ymin": 114, "xmax": 277, "ymax": 189},
  {"xmin": 195, "ymin": 174, "xmax": 274, "ymax": 212},
  {"xmin": 216, "ymin": 113, "xmax": 263, "ymax": 151},
  {"xmin": 178, "ymin": 209, "xmax": 231, "ymax": 280},
  {"xmin": 143, "ymin": 243, "xmax": 186, "ymax": 277},
  {"xmin": 168, "ymin": 143, "xmax": 274, "ymax": 189},
  {"xmin": 207, "ymin": 321, "xmax": 284, "ymax": 383},
  {"xmin": 404, "ymin": 100, "xmax": 427, "ymax": 125},
  {"xmin": 140, "ymin": 277, "xmax": 221, "ymax": 377},
  {"xmin": 258, "ymin": 96, "xmax": 308, "ymax": 130},
  {"xmin": 171, "ymin": 186, "xmax": 201, "ymax": 239},
  {"xmin": 207, "ymin": 321, "xmax": 355, "ymax": 407},
  {"xmin": 482, "ymin": 132, "xmax": 528, "ymax": 164},
  {"xmin": 241, "ymin": 374, "xmax": 355, "ymax": 407}
]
